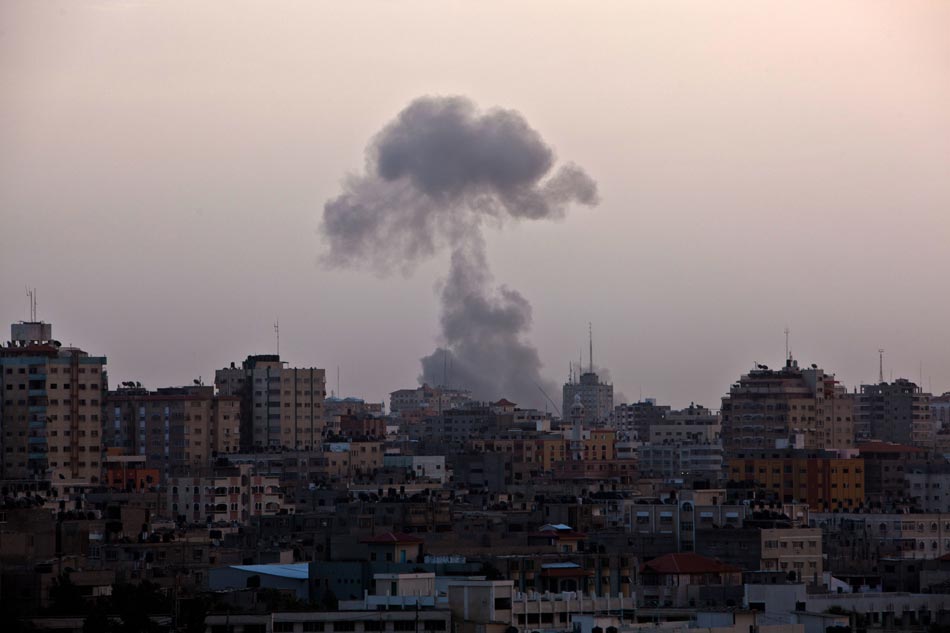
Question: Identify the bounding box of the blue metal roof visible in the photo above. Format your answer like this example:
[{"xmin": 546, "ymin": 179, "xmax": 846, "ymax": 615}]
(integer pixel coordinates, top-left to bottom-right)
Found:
[{"xmin": 230, "ymin": 563, "xmax": 309, "ymax": 579}]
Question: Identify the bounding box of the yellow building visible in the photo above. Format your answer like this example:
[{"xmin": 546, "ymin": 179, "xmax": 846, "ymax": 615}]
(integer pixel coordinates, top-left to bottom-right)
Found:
[{"xmin": 727, "ymin": 451, "xmax": 864, "ymax": 510}]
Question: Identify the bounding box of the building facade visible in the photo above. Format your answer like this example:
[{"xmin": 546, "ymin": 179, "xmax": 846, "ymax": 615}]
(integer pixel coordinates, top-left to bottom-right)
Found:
[
  {"xmin": 721, "ymin": 358, "xmax": 855, "ymax": 457},
  {"xmin": 562, "ymin": 371, "xmax": 613, "ymax": 426},
  {"xmin": 105, "ymin": 384, "xmax": 240, "ymax": 478},
  {"xmin": 857, "ymin": 379, "xmax": 934, "ymax": 448},
  {"xmin": 215, "ymin": 355, "xmax": 326, "ymax": 451},
  {"xmin": 1, "ymin": 321, "xmax": 106, "ymax": 484}
]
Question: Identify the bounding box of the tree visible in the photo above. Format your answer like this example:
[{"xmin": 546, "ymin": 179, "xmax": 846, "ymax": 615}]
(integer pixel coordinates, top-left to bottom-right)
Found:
[{"xmin": 48, "ymin": 575, "xmax": 88, "ymax": 616}]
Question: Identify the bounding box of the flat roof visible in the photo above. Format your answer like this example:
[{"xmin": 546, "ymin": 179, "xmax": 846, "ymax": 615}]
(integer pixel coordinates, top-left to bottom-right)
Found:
[{"xmin": 229, "ymin": 563, "xmax": 309, "ymax": 580}]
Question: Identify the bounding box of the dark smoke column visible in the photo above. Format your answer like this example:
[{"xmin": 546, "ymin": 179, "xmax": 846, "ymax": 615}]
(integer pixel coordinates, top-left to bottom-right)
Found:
[{"xmin": 321, "ymin": 96, "xmax": 598, "ymax": 408}]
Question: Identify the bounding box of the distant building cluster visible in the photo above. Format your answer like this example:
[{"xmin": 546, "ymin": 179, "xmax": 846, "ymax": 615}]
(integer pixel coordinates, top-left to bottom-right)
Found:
[{"xmin": 6, "ymin": 319, "xmax": 950, "ymax": 632}]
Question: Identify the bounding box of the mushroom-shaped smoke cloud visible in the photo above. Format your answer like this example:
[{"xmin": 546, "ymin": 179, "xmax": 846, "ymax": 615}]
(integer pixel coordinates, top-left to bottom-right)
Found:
[{"xmin": 322, "ymin": 96, "xmax": 598, "ymax": 407}]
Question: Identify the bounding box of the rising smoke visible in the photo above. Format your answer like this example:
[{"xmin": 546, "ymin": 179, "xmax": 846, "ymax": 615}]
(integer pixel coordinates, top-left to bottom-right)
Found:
[{"xmin": 322, "ymin": 96, "xmax": 598, "ymax": 407}]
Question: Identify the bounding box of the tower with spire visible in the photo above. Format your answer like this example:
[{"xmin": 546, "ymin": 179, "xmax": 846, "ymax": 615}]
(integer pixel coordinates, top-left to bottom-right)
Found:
[{"xmin": 561, "ymin": 324, "xmax": 613, "ymax": 425}]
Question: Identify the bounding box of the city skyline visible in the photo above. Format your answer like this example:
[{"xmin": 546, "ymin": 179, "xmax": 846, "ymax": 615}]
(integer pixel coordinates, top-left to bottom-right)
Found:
[{"xmin": 3, "ymin": 1, "xmax": 950, "ymax": 410}]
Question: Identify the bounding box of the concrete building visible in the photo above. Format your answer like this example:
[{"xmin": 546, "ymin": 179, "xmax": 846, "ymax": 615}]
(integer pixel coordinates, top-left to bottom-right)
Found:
[
  {"xmin": 636, "ymin": 552, "xmax": 743, "ymax": 608},
  {"xmin": 648, "ymin": 404, "xmax": 720, "ymax": 444},
  {"xmin": 562, "ymin": 371, "xmax": 613, "ymax": 426},
  {"xmin": 931, "ymin": 393, "xmax": 950, "ymax": 430},
  {"xmin": 637, "ymin": 441, "xmax": 723, "ymax": 482},
  {"xmin": 627, "ymin": 489, "xmax": 768, "ymax": 553},
  {"xmin": 857, "ymin": 441, "xmax": 928, "ymax": 508},
  {"xmin": 0, "ymin": 321, "xmax": 107, "ymax": 484},
  {"xmin": 166, "ymin": 463, "xmax": 292, "ymax": 524},
  {"xmin": 721, "ymin": 358, "xmax": 855, "ymax": 456},
  {"xmin": 215, "ymin": 355, "xmax": 326, "ymax": 451},
  {"xmin": 759, "ymin": 528, "xmax": 824, "ymax": 583},
  {"xmin": 727, "ymin": 449, "xmax": 865, "ymax": 510},
  {"xmin": 105, "ymin": 384, "xmax": 240, "ymax": 478},
  {"xmin": 204, "ymin": 609, "xmax": 452, "ymax": 633},
  {"xmin": 610, "ymin": 399, "xmax": 670, "ymax": 441},
  {"xmin": 389, "ymin": 383, "xmax": 472, "ymax": 416},
  {"xmin": 857, "ymin": 379, "xmax": 934, "ymax": 448},
  {"xmin": 383, "ymin": 455, "xmax": 447, "ymax": 483},
  {"xmin": 813, "ymin": 511, "xmax": 950, "ymax": 560},
  {"xmin": 906, "ymin": 464, "xmax": 950, "ymax": 513}
]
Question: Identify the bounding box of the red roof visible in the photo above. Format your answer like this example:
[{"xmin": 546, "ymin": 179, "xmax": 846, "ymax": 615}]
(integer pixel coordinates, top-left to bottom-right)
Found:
[
  {"xmin": 493, "ymin": 399, "xmax": 517, "ymax": 407},
  {"xmin": 361, "ymin": 532, "xmax": 424, "ymax": 544},
  {"xmin": 541, "ymin": 567, "xmax": 594, "ymax": 578},
  {"xmin": 528, "ymin": 530, "xmax": 587, "ymax": 540},
  {"xmin": 857, "ymin": 442, "xmax": 925, "ymax": 454},
  {"xmin": 640, "ymin": 552, "xmax": 741, "ymax": 575}
]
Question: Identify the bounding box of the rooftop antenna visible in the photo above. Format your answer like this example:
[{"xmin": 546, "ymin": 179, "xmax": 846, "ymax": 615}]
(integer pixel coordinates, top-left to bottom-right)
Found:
[
  {"xmin": 589, "ymin": 322, "xmax": 594, "ymax": 374},
  {"xmin": 274, "ymin": 319, "xmax": 280, "ymax": 357},
  {"xmin": 784, "ymin": 327, "xmax": 790, "ymax": 361},
  {"xmin": 443, "ymin": 348, "xmax": 447, "ymax": 389},
  {"xmin": 878, "ymin": 349, "xmax": 885, "ymax": 384},
  {"xmin": 337, "ymin": 366, "xmax": 341, "ymax": 398},
  {"xmin": 25, "ymin": 286, "xmax": 37, "ymax": 322}
]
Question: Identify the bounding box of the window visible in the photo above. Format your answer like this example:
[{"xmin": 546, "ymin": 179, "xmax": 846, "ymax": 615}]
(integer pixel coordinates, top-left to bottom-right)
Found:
[{"xmin": 274, "ymin": 624, "xmax": 295, "ymax": 633}]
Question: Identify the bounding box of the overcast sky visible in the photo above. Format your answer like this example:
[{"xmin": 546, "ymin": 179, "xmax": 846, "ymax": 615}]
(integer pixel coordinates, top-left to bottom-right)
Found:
[{"xmin": 2, "ymin": 1, "xmax": 949, "ymax": 410}]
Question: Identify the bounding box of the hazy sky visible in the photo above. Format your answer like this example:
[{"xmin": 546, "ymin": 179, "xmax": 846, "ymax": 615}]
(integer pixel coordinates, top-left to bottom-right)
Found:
[{"xmin": 2, "ymin": 1, "xmax": 949, "ymax": 410}]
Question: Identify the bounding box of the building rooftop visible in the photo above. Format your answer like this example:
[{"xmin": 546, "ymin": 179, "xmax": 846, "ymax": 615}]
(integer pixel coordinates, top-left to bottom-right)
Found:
[
  {"xmin": 857, "ymin": 442, "xmax": 926, "ymax": 454},
  {"xmin": 361, "ymin": 532, "xmax": 425, "ymax": 544},
  {"xmin": 229, "ymin": 563, "xmax": 310, "ymax": 580},
  {"xmin": 640, "ymin": 552, "xmax": 741, "ymax": 575}
]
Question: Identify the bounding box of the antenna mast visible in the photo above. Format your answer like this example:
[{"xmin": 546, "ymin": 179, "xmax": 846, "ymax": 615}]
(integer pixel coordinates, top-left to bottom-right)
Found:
[
  {"xmin": 25, "ymin": 287, "xmax": 37, "ymax": 321},
  {"xmin": 589, "ymin": 322, "xmax": 593, "ymax": 374},
  {"xmin": 274, "ymin": 319, "xmax": 280, "ymax": 357},
  {"xmin": 784, "ymin": 327, "xmax": 790, "ymax": 361},
  {"xmin": 878, "ymin": 349, "xmax": 885, "ymax": 384}
]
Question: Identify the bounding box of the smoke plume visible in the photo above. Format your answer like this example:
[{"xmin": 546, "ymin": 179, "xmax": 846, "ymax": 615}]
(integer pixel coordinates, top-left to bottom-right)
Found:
[{"xmin": 322, "ymin": 96, "xmax": 598, "ymax": 407}]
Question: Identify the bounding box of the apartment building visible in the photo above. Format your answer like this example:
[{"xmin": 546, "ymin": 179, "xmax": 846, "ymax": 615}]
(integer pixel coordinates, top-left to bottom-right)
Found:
[
  {"xmin": 215, "ymin": 355, "xmax": 326, "ymax": 451},
  {"xmin": 0, "ymin": 321, "xmax": 106, "ymax": 484},
  {"xmin": 857, "ymin": 379, "xmax": 934, "ymax": 448},
  {"xmin": 105, "ymin": 384, "xmax": 240, "ymax": 478},
  {"xmin": 638, "ymin": 441, "xmax": 723, "ymax": 481},
  {"xmin": 759, "ymin": 528, "xmax": 823, "ymax": 583},
  {"xmin": 610, "ymin": 399, "xmax": 670, "ymax": 441},
  {"xmin": 720, "ymin": 358, "xmax": 855, "ymax": 456},
  {"xmin": 166, "ymin": 463, "xmax": 292, "ymax": 524},
  {"xmin": 726, "ymin": 449, "xmax": 865, "ymax": 510},
  {"xmin": 389, "ymin": 383, "xmax": 471, "ymax": 415},
  {"xmin": 814, "ymin": 511, "xmax": 950, "ymax": 560}
]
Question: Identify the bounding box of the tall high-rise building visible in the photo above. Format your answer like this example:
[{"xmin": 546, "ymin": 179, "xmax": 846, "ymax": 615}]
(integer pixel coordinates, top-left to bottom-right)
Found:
[
  {"xmin": 720, "ymin": 358, "xmax": 855, "ymax": 457},
  {"xmin": 856, "ymin": 379, "xmax": 933, "ymax": 448},
  {"xmin": 562, "ymin": 370, "xmax": 613, "ymax": 426},
  {"xmin": 215, "ymin": 355, "xmax": 326, "ymax": 451},
  {"xmin": 0, "ymin": 321, "xmax": 106, "ymax": 484},
  {"xmin": 105, "ymin": 384, "xmax": 240, "ymax": 478}
]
